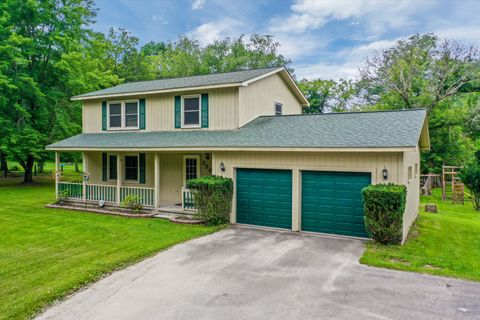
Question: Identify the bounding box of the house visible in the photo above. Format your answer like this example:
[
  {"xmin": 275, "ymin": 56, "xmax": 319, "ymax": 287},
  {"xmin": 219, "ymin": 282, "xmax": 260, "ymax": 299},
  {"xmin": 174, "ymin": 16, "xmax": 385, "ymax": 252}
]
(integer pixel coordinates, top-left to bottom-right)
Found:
[{"xmin": 46, "ymin": 66, "xmax": 430, "ymax": 242}]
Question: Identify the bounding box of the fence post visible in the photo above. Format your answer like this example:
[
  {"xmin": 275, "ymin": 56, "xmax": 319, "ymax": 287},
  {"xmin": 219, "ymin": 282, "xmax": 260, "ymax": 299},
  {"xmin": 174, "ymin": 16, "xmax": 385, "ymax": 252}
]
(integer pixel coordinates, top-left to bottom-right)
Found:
[{"xmin": 55, "ymin": 152, "xmax": 60, "ymax": 201}]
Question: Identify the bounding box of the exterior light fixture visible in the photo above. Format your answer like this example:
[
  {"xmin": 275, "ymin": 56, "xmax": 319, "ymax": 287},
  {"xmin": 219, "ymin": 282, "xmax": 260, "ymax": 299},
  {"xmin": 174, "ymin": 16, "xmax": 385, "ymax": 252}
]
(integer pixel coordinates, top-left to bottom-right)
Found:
[
  {"xmin": 382, "ymin": 167, "xmax": 388, "ymax": 180},
  {"xmin": 220, "ymin": 162, "xmax": 225, "ymax": 172}
]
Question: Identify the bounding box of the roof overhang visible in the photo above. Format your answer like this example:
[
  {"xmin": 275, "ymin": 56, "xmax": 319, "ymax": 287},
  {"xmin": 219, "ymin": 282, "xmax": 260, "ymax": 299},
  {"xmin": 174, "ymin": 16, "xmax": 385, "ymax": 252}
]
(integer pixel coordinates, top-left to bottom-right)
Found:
[{"xmin": 47, "ymin": 146, "xmax": 414, "ymax": 152}]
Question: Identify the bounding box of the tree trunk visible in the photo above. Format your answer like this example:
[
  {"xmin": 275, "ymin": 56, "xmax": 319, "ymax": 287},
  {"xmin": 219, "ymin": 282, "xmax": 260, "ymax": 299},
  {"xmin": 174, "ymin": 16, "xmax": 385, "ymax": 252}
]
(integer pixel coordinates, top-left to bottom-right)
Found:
[
  {"xmin": 0, "ymin": 152, "xmax": 7, "ymax": 178},
  {"xmin": 75, "ymin": 161, "xmax": 79, "ymax": 172},
  {"xmin": 23, "ymin": 155, "xmax": 35, "ymax": 183}
]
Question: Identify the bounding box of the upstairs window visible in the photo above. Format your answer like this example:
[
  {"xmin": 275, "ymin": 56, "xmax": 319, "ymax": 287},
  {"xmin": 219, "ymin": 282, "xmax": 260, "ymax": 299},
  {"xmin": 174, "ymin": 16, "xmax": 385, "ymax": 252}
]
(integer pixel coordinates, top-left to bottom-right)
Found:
[
  {"xmin": 182, "ymin": 95, "xmax": 201, "ymax": 128},
  {"xmin": 108, "ymin": 100, "xmax": 139, "ymax": 129},
  {"xmin": 275, "ymin": 102, "xmax": 283, "ymax": 116}
]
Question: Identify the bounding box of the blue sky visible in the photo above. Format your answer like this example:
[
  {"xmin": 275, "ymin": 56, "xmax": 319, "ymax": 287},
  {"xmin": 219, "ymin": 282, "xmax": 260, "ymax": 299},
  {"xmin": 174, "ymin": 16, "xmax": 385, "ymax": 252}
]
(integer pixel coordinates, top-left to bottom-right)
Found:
[{"xmin": 92, "ymin": 0, "xmax": 480, "ymax": 80}]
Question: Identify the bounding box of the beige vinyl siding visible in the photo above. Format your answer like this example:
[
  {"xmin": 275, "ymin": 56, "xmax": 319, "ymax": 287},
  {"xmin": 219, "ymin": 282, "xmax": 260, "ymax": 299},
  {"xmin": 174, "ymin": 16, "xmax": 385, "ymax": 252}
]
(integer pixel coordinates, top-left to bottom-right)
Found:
[
  {"xmin": 212, "ymin": 151, "xmax": 403, "ymax": 225},
  {"xmin": 82, "ymin": 88, "xmax": 239, "ymax": 133},
  {"xmin": 238, "ymin": 73, "xmax": 303, "ymax": 126},
  {"xmin": 401, "ymin": 146, "xmax": 421, "ymax": 242}
]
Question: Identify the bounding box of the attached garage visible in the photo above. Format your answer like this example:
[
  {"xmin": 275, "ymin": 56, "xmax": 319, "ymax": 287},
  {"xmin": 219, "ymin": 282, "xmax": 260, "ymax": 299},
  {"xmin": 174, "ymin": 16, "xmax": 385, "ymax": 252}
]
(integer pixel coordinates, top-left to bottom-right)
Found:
[
  {"xmin": 236, "ymin": 168, "xmax": 292, "ymax": 229},
  {"xmin": 301, "ymin": 171, "xmax": 371, "ymax": 238}
]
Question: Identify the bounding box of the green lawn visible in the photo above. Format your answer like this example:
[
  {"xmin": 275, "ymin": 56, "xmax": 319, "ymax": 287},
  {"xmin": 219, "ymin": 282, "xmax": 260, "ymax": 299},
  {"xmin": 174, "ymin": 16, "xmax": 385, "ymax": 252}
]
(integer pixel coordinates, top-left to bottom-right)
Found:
[
  {"xmin": 0, "ymin": 178, "xmax": 220, "ymax": 320},
  {"xmin": 361, "ymin": 188, "xmax": 480, "ymax": 282}
]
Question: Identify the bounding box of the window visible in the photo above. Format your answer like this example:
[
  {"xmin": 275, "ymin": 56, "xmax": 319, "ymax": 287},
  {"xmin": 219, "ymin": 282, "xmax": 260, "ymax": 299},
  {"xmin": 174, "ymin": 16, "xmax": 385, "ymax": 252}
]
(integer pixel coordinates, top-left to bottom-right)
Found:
[
  {"xmin": 125, "ymin": 155, "xmax": 139, "ymax": 181},
  {"xmin": 275, "ymin": 102, "xmax": 283, "ymax": 116},
  {"xmin": 125, "ymin": 102, "xmax": 138, "ymax": 128},
  {"xmin": 183, "ymin": 155, "xmax": 200, "ymax": 185},
  {"xmin": 108, "ymin": 100, "xmax": 139, "ymax": 129},
  {"xmin": 414, "ymin": 163, "xmax": 418, "ymax": 178},
  {"xmin": 109, "ymin": 154, "xmax": 117, "ymax": 180},
  {"xmin": 408, "ymin": 166, "xmax": 413, "ymax": 182},
  {"xmin": 182, "ymin": 95, "xmax": 201, "ymax": 127},
  {"xmin": 109, "ymin": 103, "xmax": 122, "ymax": 128}
]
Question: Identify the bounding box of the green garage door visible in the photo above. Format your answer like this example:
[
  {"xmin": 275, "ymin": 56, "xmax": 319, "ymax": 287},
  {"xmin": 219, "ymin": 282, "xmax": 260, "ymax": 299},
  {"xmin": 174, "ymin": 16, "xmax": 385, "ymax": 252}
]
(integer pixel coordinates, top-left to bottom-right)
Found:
[
  {"xmin": 236, "ymin": 168, "xmax": 292, "ymax": 229},
  {"xmin": 302, "ymin": 171, "xmax": 371, "ymax": 238}
]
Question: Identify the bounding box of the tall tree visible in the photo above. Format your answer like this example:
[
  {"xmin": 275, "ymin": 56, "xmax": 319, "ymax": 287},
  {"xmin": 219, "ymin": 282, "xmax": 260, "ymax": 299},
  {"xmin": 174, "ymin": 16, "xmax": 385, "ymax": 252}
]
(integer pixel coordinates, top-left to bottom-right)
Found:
[
  {"xmin": 0, "ymin": 0, "xmax": 97, "ymax": 182},
  {"xmin": 298, "ymin": 79, "xmax": 358, "ymax": 113}
]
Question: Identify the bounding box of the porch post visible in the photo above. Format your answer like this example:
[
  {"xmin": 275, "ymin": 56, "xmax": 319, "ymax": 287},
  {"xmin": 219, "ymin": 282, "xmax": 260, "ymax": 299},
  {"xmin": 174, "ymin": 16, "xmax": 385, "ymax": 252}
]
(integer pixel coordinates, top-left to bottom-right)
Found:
[
  {"xmin": 154, "ymin": 153, "xmax": 160, "ymax": 211},
  {"xmin": 116, "ymin": 153, "xmax": 122, "ymax": 206},
  {"xmin": 82, "ymin": 152, "xmax": 87, "ymax": 203},
  {"xmin": 55, "ymin": 152, "xmax": 60, "ymax": 200}
]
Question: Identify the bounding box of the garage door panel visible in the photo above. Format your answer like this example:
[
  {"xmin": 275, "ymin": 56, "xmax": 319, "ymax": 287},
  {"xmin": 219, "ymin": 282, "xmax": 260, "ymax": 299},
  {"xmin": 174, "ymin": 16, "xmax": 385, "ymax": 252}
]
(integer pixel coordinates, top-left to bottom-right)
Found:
[
  {"xmin": 236, "ymin": 169, "xmax": 292, "ymax": 229},
  {"xmin": 301, "ymin": 171, "xmax": 371, "ymax": 238}
]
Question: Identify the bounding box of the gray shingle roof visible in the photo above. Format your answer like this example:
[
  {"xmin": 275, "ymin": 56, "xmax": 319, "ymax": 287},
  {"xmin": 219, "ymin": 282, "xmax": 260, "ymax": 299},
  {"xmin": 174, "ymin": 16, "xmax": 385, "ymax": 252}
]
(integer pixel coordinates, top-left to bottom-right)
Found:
[
  {"xmin": 73, "ymin": 67, "xmax": 281, "ymax": 99},
  {"xmin": 47, "ymin": 109, "xmax": 427, "ymax": 150}
]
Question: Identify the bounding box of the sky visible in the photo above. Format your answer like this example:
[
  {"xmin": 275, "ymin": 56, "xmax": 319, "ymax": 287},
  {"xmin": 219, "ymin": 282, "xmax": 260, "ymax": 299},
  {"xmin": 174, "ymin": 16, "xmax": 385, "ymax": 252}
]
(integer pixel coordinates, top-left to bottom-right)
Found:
[{"xmin": 92, "ymin": 0, "xmax": 480, "ymax": 80}]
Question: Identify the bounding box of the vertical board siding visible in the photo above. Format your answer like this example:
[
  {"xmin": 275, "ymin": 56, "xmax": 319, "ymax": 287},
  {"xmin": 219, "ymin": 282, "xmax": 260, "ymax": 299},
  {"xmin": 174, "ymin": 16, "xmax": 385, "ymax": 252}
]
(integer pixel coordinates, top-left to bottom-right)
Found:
[
  {"xmin": 402, "ymin": 147, "xmax": 421, "ymax": 241},
  {"xmin": 239, "ymin": 73, "xmax": 303, "ymax": 127}
]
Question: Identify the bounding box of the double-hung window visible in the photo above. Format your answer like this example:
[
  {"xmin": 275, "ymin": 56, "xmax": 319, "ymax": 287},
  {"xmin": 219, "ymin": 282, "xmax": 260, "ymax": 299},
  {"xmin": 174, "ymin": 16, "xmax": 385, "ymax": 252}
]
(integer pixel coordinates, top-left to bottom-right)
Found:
[
  {"xmin": 108, "ymin": 100, "xmax": 139, "ymax": 129},
  {"xmin": 182, "ymin": 95, "xmax": 201, "ymax": 128}
]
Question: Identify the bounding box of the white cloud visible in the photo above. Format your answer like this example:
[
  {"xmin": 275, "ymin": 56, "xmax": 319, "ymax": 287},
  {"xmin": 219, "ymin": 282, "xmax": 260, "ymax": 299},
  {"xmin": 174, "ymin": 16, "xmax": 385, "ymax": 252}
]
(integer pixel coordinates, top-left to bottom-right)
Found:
[
  {"xmin": 188, "ymin": 19, "xmax": 244, "ymax": 46},
  {"xmin": 435, "ymin": 26, "xmax": 480, "ymax": 46},
  {"xmin": 271, "ymin": 0, "xmax": 433, "ymax": 35},
  {"xmin": 191, "ymin": 0, "xmax": 206, "ymax": 10}
]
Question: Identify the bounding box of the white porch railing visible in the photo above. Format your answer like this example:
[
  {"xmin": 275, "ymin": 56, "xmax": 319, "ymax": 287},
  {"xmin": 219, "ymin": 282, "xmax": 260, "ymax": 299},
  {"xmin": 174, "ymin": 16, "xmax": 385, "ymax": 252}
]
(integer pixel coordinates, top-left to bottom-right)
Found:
[
  {"xmin": 120, "ymin": 186, "xmax": 155, "ymax": 207},
  {"xmin": 182, "ymin": 187, "xmax": 195, "ymax": 210},
  {"xmin": 86, "ymin": 184, "xmax": 117, "ymax": 203},
  {"xmin": 58, "ymin": 182, "xmax": 83, "ymax": 200}
]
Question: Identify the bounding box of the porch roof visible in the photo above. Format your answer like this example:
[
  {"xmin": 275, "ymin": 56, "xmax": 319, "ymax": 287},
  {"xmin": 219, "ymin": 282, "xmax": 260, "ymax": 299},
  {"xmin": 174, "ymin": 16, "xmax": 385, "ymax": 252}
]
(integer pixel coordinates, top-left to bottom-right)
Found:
[{"xmin": 46, "ymin": 109, "xmax": 428, "ymax": 151}]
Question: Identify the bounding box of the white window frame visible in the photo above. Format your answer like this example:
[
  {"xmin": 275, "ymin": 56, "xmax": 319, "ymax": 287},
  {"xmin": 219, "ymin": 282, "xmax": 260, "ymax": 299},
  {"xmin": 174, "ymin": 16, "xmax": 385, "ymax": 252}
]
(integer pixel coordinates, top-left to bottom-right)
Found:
[
  {"xmin": 181, "ymin": 94, "xmax": 201, "ymax": 128},
  {"xmin": 124, "ymin": 154, "xmax": 140, "ymax": 183},
  {"xmin": 274, "ymin": 101, "xmax": 283, "ymax": 116},
  {"xmin": 183, "ymin": 155, "xmax": 200, "ymax": 186},
  {"xmin": 107, "ymin": 99, "xmax": 139, "ymax": 130}
]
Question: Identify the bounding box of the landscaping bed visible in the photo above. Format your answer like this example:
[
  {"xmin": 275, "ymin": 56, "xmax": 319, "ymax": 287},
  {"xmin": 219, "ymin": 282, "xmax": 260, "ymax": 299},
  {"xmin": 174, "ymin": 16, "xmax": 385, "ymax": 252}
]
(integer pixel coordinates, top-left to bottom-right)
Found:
[{"xmin": 360, "ymin": 188, "xmax": 480, "ymax": 282}]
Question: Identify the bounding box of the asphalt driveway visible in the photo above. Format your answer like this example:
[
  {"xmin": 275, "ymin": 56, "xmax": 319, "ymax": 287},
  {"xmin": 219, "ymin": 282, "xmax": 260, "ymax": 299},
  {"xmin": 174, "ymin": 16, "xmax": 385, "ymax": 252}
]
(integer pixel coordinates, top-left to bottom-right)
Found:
[{"xmin": 37, "ymin": 227, "xmax": 480, "ymax": 320}]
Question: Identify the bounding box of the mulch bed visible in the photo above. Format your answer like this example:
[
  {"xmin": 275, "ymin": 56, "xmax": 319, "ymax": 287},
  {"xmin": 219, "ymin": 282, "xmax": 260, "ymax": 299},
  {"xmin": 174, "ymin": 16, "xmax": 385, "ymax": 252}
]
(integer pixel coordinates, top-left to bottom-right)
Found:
[
  {"xmin": 45, "ymin": 203, "xmax": 157, "ymax": 218},
  {"xmin": 169, "ymin": 215, "xmax": 204, "ymax": 225}
]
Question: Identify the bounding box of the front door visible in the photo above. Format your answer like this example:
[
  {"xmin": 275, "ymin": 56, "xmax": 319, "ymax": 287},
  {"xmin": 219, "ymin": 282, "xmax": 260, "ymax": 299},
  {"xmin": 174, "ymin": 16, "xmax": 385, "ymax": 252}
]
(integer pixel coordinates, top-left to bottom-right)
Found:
[{"xmin": 183, "ymin": 155, "xmax": 200, "ymax": 186}]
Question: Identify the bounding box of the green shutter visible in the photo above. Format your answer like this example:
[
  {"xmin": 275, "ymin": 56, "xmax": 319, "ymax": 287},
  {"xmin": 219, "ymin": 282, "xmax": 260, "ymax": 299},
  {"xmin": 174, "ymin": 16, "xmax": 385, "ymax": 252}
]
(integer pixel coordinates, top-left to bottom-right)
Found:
[
  {"xmin": 102, "ymin": 101, "xmax": 107, "ymax": 131},
  {"xmin": 174, "ymin": 96, "xmax": 181, "ymax": 128},
  {"xmin": 139, "ymin": 98, "xmax": 146, "ymax": 130},
  {"xmin": 102, "ymin": 153, "xmax": 107, "ymax": 181},
  {"xmin": 201, "ymin": 93, "xmax": 209, "ymax": 128},
  {"xmin": 139, "ymin": 153, "xmax": 146, "ymax": 184}
]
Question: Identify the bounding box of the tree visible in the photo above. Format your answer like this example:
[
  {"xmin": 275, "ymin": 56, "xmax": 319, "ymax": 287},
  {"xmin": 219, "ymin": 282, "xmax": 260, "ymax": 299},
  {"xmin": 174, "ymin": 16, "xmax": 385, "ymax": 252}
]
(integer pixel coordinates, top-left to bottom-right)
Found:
[
  {"xmin": 0, "ymin": 0, "xmax": 100, "ymax": 182},
  {"xmin": 298, "ymin": 79, "xmax": 358, "ymax": 113},
  {"xmin": 459, "ymin": 155, "xmax": 480, "ymax": 210}
]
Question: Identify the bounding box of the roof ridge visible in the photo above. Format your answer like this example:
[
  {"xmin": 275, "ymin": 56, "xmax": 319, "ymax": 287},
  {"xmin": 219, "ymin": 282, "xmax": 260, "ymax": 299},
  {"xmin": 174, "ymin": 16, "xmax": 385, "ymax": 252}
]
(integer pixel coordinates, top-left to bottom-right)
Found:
[{"xmin": 256, "ymin": 108, "xmax": 427, "ymax": 119}]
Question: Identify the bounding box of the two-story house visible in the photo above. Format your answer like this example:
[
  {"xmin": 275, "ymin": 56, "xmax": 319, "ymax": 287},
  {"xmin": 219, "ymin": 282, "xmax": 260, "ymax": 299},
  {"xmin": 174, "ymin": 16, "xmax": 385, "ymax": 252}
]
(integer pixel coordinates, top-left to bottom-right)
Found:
[{"xmin": 47, "ymin": 66, "xmax": 429, "ymax": 242}]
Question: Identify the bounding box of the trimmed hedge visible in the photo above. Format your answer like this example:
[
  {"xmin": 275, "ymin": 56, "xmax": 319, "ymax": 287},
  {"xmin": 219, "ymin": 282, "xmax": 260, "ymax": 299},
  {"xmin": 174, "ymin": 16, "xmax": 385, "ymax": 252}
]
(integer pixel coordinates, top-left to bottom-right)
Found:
[
  {"xmin": 186, "ymin": 175, "xmax": 233, "ymax": 225},
  {"xmin": 361, "ymin": 184, "xmax": 407, "ymax": 244}
]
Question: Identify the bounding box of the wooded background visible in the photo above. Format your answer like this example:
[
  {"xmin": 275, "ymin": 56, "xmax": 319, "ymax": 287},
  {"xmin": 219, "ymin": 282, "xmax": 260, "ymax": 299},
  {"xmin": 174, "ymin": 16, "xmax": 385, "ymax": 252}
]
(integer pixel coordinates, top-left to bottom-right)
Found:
[{"xmin": 0, "ymin": 0, "xmax": 479, "ymax": 182}]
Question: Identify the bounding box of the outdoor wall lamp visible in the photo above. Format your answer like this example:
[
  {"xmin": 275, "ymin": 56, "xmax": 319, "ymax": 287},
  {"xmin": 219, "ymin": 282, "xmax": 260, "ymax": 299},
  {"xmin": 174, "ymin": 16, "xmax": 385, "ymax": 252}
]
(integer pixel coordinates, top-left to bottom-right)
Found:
[
  {"xmin": 220, "ymin": 162, "xmax": 225, "ymax": 172},
  {"xmin": 382, "ymin": 167, "xmax": 388, "ymax": 180}
]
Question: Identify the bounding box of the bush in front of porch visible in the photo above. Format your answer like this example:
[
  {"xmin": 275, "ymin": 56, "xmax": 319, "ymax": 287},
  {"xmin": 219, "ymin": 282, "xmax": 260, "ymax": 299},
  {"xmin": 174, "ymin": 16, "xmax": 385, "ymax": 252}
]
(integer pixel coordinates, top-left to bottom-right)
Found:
[{"xmin": 187, "ymin": 176, "xmax": 233, "ymax": 225}]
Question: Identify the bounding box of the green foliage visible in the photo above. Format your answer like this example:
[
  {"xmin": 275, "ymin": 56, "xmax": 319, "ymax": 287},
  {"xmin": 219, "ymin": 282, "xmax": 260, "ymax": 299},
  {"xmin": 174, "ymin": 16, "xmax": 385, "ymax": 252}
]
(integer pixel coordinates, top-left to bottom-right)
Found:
[
  {"xmin": 362, "ymin": 184, "xmax": 407, "ymax": 244},
  {"xmin": 459, "ymin": 158, "xmax": 480, "ymax": 210},
  {"xmin": 186, "ymin": 176, "xmax": 234, "ymax": 225},
  {"xmin": 57, "ymin": 190, "xmax": 70, "ymax": 204},
  {"xmin": 121, "ymin": 194, "xmax": 143, "ymax": 213}
]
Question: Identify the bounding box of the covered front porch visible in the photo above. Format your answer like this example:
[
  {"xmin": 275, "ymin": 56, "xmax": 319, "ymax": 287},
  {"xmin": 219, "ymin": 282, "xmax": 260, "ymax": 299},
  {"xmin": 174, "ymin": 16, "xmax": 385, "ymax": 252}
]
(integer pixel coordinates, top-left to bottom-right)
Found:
[{"xmin": 54, "ymin": 151, "xmax": 212, "ymax": 213}]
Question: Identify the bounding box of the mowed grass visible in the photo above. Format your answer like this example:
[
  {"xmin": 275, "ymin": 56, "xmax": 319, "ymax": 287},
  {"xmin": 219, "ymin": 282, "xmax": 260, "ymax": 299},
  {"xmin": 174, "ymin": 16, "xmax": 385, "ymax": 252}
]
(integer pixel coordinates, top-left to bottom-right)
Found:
[
  {"xmin": 361, "ymin": 188, "xmax": 480, "ymax": 281},
  {"xmin": 0, "ymin": 178, "xmax": 220, "ymax": 320}
]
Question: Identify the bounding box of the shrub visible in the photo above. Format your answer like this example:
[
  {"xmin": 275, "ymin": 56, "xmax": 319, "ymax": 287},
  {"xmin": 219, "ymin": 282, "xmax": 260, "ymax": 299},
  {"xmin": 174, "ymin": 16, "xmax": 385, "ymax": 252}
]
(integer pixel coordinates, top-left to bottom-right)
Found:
[
  {"xmin": 361, "ymin": 184, "xmax": 407, "ymax": 245},
  {"xmin": 121, "ymin": 194, "xmax": 143, "ymax": 213},
  {"xmin": 459, "ymin": 159, "xmax": 480, "ymax": 211},
  {"xmin": 186, "ymin": 175, "xmax": 233, "ymax": 225},
  {"xmin": 56, "ymin": 190, "xmax": 70, "ymax": 204}
]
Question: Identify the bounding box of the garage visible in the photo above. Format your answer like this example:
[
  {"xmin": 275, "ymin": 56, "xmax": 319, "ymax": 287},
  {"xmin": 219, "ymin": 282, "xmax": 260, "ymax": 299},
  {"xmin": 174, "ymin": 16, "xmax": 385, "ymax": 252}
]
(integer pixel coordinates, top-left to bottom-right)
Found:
[
  {"xmin": 236, "ymin": 168, "xmax": 292, "ymax": 229},
  {"xmin": 301, "ymin": 171, "xmax": 371, "ymax": 238}
]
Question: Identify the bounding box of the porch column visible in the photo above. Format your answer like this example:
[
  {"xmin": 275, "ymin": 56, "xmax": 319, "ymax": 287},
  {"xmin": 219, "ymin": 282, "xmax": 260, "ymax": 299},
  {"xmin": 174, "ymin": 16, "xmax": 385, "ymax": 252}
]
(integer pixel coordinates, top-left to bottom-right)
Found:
[
  {"xmin": 55, "ymin": 152, "xmax": 60, "ymax": 200},
  {"xmin": 82, "ymin": 152, "xmax": 87, "ymax": 203},
  {"xmin": 116, "ymin": 153, "xmax": 123, "ymax": 206},
  {"xmin": 154, "ymin": 153, "xmax": 160, "ymax": 211}
]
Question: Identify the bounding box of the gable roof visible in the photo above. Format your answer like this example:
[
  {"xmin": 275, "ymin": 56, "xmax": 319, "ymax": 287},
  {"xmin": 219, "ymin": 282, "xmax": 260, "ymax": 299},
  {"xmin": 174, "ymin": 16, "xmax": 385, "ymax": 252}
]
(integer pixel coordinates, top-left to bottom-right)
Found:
[
  {"xmin": 71, "ymin": 67, "xmax": 309, "ymax": 105},
  {"xmin": 47, "ymin": 109, "xmax": 429, "ymax": 151}
]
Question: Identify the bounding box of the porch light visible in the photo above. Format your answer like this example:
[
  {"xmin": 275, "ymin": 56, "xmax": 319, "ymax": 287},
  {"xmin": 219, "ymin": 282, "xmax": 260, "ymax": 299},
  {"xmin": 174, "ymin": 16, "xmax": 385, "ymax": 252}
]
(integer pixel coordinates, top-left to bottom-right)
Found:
[
  {"xmin": 220, "ymin": 162, "xmax": 225, "ymax": 172},
  {"xmin": 382, "ymin": 167, "xmax": 388, "ymax": 180}
]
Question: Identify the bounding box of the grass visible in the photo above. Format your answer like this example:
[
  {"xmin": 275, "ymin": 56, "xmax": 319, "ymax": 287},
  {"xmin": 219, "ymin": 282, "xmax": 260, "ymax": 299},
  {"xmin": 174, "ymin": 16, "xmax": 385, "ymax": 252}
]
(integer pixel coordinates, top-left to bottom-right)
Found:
[
  {"xmin": 0, "ymin": 177, "xmax": 220, "ymax": 320},
  {"xmin": 361, "ymin": 188, "xmax": 480, "ymax": 282}
]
